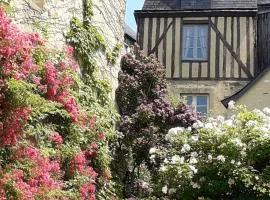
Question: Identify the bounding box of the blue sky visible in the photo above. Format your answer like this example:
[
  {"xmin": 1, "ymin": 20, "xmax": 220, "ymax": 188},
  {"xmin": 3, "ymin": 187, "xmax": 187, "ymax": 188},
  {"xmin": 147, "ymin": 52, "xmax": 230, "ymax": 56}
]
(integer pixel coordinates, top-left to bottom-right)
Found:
[{"xmin": 125, "ymin": 0, "xmax": 144, "ymax": 31}]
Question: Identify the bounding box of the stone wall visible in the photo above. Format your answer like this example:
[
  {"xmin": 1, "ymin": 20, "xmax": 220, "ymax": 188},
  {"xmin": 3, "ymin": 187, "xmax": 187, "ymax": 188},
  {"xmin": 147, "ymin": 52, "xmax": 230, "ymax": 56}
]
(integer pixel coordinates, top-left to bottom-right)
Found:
[
  {"xmin": 167, "ymin": 80, "xmax": 249, "ymax": 116},
  {"xmin": 10, "ymin": 0, "xmax": 127, "ymax": 92}
]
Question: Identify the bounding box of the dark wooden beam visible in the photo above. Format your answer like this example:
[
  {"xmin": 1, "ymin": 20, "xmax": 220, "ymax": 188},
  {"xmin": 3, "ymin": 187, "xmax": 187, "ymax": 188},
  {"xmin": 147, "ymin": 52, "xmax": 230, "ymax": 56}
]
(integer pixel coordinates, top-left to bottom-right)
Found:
[
  {"xmin": 215, "ymin": 17, "xmax": 220, "ymax": 78},
  {"xmin": 179, "ymin": 18, "xmax": 184, "ymax": 78},
  {"xmin": 237, "ymin": 17, "xmax": 241, "ymax": 78},
  {"xmin": 148, "ymin": 18, "xmax": 153, "ymax": 55},
  {"xmin": 155, "ymin": 18, "xmax": 161, "ymax": 58},
  {"xmin": 171, "ymin": 18, "xmax": 176, "ymax": 77},
  {"xmin": 247, "ymin": 17, "xmax": 251, "ymax": 73},
  {"xmin": 207, "ymin": 17, "xmax": 211, "ymax": 78},
  {"xmin": 166, "ymin": 77, "xmax": 252, "ymax": 81},
  {"xmin": 162, "ymin": 18, "xmax": 168, "ymax": 66},
  {"xmin": 199, "ymin": 62, "xmax": 202, "ymax": 78},
  {"xmin": 231, "ymin": 17, "xmax": 235, "ymax": 78},
  {"xmin": 189, "ymin": 62, "xmax": 193, "ymax": 78},
  {"xmin": 223, "ymin": 17, "xmax": 227, "ymax": 78},
  {"xmin": 135, "ymin": 10, "xmax": 257, "ymax": 19},
  {"xmin": 138, "ymin": 18, "xmax": 144, "ymax": 50}
]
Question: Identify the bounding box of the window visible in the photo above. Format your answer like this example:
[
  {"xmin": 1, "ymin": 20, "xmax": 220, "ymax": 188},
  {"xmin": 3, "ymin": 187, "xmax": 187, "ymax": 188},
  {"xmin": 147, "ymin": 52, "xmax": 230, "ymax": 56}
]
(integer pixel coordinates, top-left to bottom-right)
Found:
[
  {"xmin": 181, "ymin": 94, "xmax": 209, "ymax": 114},
  {"xmin": 182, "ymin": 25, "xmax": 208, "ymax": 61}
]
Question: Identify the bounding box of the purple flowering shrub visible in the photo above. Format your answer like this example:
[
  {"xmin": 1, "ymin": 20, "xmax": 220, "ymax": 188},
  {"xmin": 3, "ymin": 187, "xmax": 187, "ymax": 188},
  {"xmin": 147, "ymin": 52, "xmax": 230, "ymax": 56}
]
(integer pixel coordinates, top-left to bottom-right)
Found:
[{"xmin": 113, "ymin": 46, "xmax": 198, "ymax": 198}]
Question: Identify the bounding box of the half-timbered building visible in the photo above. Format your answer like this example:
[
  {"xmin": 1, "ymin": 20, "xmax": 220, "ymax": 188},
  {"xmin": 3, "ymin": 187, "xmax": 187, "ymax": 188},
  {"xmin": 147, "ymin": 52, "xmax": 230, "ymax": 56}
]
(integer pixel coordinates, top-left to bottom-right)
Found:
[{"xmin": 135, "ymin": 0, "xmax": 270, "ymax": 115}]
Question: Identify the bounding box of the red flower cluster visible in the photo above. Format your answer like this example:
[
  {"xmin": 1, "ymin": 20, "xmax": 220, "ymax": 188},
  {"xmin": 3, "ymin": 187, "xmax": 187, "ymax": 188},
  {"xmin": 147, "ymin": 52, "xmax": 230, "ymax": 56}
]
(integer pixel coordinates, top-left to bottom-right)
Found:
[
  {"xmin": 0, "ymin": 147, "xmax": 63, "ymax": 199},
  {"xmin": 48, "ymin": 132, "xmax": 63, "ymax": 146},
  {"xmin": 0, "ymin": 6, "xmax": 41, "ymax": 80},
  {"xmin": 69, "ymin": 152, "xmax": 98, "ymax": 199},
  {"xmin": 0, "ymin": 107, "xmax": 32, "ymax": 146},
  {"xmin": 44, "ymin": 60, "xmax": 80, "ymax": 122}
]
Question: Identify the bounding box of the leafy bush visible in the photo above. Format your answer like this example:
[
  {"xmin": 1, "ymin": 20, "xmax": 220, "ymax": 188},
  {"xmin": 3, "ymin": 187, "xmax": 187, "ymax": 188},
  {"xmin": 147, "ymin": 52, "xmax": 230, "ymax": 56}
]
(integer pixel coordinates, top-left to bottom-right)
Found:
[
  {"xmin": 114, "ymin": 46, "xmax": 198, "ymax": 198},
  {"xmin": 150, "ymin": 104, "xmax": 270, "ymax": 199},
  {"xmin": 0, "ymin": 7, "xmax": 117, "ymax": 200}
]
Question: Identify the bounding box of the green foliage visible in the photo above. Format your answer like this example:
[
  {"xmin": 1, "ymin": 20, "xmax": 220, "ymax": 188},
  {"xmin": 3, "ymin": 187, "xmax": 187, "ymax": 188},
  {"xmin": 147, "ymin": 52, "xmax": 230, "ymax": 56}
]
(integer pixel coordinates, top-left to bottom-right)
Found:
[{"xmin": 106, "ymin": 43, "xmax": 123, "ymax": 65}]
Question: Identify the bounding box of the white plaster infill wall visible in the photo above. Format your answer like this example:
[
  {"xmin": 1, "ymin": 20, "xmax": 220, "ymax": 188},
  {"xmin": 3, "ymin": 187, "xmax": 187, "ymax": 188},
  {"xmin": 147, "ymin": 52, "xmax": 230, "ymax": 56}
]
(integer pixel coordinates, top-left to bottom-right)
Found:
[{"xmin": 10, "ymin": 0, "xmax": 127, "ymax": 92}]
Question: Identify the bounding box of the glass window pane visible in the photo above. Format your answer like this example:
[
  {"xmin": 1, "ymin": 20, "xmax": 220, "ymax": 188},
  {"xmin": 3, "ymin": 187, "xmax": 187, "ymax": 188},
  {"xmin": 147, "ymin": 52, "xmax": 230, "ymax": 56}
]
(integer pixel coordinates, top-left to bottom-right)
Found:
[
  {"xmin": 182, "ymin": 25, "xmax": 208, "ymax": 60},
  {"xmin": 197, "ymin": 106, "xmax": 208, "ymax": 114},
  {"xmin": 197, "ymin": 48, "xmax": 202, "ymax": 59},
  {"xmin": 187, "ymin": 48, "xmax": 193, "ymax": 58},
  {"xmin": 187, "ymin": 96, "xmax": 193, "ymax": 105},
  {"xmin": 189, "ymin": 37, "xmax": 194, "ymax": 47},
  {"xmin": 197, "ymin": 96, "xmax": 208, "ymax": 106}
]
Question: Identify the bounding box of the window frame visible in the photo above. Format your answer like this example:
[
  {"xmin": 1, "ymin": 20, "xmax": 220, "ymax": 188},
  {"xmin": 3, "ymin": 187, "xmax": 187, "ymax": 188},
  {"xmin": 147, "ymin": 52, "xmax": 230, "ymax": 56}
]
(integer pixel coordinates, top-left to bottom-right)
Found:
[
  {"xmin": 181, "ymin": 21, "xmax": 209, "ymax": 62},
  {"xmin": 180, "ymin": 94, "xmax": 210, "ymax": 114}
]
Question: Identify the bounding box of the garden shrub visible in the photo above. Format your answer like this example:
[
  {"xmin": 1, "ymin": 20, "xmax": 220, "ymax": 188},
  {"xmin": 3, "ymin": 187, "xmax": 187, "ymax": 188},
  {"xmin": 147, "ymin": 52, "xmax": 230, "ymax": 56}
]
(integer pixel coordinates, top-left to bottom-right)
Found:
[
  {"xmin": 114, "ymin": 46, "xmax": 198, "ymax": 198},
  {"xmin": 0, "ymin": 6, "xmax": 117, "ymax": 200},
  {"xmin": 150, "ymin": 103, "xmax": 270, "ymax": 199}
]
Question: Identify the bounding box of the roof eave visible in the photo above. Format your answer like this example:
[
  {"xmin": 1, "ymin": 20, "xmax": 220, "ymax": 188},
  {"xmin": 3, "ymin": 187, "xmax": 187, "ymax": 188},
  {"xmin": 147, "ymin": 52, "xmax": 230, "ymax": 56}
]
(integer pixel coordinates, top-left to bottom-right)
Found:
[{"xmin": 134, "ymin": 9, "xmax": 258, "ymax": 21}]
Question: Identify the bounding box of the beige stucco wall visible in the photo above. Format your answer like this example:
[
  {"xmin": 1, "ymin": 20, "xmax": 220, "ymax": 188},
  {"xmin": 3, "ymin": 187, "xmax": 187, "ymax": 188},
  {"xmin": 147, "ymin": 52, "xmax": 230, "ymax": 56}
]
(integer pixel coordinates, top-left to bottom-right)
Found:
[
  {"xmin": 236, "ymin": 70, "xmax": 270, "ymax": 110},
  {"xmin": 10, "ymin": 0, "xmax": 127, "ymax": 92},
  {"xmin": 167, "ymin": 80, "xmax": 249, "ymax": 116}
]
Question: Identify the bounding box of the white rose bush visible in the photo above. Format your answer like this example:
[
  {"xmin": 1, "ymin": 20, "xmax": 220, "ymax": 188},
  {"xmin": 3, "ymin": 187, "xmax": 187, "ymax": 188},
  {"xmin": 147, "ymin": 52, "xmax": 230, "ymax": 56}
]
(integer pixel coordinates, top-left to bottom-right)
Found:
[{"xmin": 149, "ymin": 104, "xmax": 270, "ymax": 199}]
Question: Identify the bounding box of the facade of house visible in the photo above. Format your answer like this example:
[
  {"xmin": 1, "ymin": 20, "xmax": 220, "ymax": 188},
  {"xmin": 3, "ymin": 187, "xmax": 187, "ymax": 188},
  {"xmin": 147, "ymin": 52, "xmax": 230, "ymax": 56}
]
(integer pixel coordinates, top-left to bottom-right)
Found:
[{"xmin": 135, "ymin": 0, "xmax": 270, "ymax": 115}]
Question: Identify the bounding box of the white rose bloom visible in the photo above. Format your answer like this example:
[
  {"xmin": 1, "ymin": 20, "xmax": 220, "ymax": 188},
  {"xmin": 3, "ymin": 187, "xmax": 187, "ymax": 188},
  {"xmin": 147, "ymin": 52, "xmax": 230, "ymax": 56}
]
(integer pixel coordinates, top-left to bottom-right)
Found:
[
  {"xmin": 166, "ymin": 127, "xmax": 184, "ymax": 142},
  {"xmin": 150, "ymin": 154, "xmax": 156, "ymax": 161},
  {"xmin": 168, "ymin": 188, "xmax": 177, "ymax": 195},
  {"xmin": 253, "ymin": 109, "xmax": 266, "ymax": 118},
  {"xmin": 190, "ymin": 134, "xmax": 199, "ymax": 142},
  {"xmin": 160, "ymin": 165, "xmax": 167, "ymax": 172},
  {"xmin": 262, "ymin": 132, "xmax": 270, "ymax": 139},
  {"xmin": 232, "ymin": 138, "xmax": 243, "ymax": 147},
  {"xmin": 193, "ymin": 120, "xmax": 204, "ymax": 129},
  {"xmin": 164, "ymin": 158, "xmax": 169, "ymax": 164},
  {"xmin": 263, "ymin": 107, "xmax": 270, "ymax": 116},
  {"xmin": 228, "ymin": 101, "xmax": 235, "ymax": 110},
  {"xmin": 191, "ymin": 152, "xmax": 198, "ymax": 158},
  {"xmin": 205, "ymin": 122, "xmax": 214, "ymax": 129},
  {"xmin": 171, "ymin": 155, "xmax": 181, "ymax": 164},
  {"xmin": 181, "ymin": 144, "xmax": 191, "ymax": 153},
  {"xmin": 231, "ymin": 160, "xmax": 235, "ymax": 164},
  {"xmin": 149, "ymin": 147, "xmax": 157, "ymax": 154},
  {"xmin": 189, "ymin": 157, "xmax": 198, "ymax": 164},
  {"xmin": 187, "ymin": 127, "xmax": 192, "ymax": 132},
  {"xmin": 162, "ymin": 185, "xmax": 168, "ymax": 194},
  {"xmin": 246, "ymin": 120, "xmax": 257, "ymax": 128},
  {"xmin": 189, "ymin": 165, "xmax": 198, "ymax": 174},
  {"xmin": 199, "ymin": 177, "xmax": 206, "ymax": 182},
  {"xmin": 217, "ymin": 115, "xmax": 225, "ymax": 122},
  {"xmin": 208, "ymin": 117, "xmax": 216, "ymax": 123},
  {"xmin": 208, "ymin": 154, "xmax": 213, "ymax": 161},
  {"xmin": 168, "ymin": 127, "xmax": 184, "ymax": 136},
  {"xmin": 190, "ymin": 181, "xmax": 200, "ymax": 189},
  {"xmin": 228, "ymin": 178, "xmax": 235, "ymax": 186},
  {"xmin": 240, "ymin": 150, "xmax": 247, "ymax": 157},
  {"xmin": 217, "ymin": 155, "xmax": 226, "ymax": 163},
  {"xmin": 224, "ymin": 119, "xmax": 234, "ymax": 127}
]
